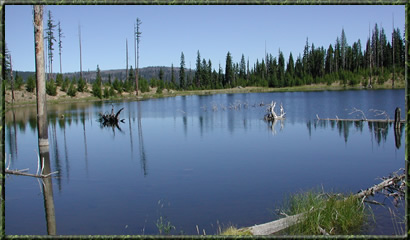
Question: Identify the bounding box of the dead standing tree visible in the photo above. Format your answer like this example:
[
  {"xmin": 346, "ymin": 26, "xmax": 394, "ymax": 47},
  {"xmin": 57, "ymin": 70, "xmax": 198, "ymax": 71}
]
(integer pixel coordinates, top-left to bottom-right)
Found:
[
  {"xmin": 34, "ymin": 5, "xmax": 49, "ymax": 148},
  {"xmin": 134, "ymin": 18, "xmax": 142, "ymax": 95}
]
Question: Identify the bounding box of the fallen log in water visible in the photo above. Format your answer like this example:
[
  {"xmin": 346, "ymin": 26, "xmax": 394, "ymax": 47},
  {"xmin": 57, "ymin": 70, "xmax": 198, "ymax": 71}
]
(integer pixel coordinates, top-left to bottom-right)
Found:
[{"xmin": 240, "ymin": 171, "xmax": 406, "ymax": 235}]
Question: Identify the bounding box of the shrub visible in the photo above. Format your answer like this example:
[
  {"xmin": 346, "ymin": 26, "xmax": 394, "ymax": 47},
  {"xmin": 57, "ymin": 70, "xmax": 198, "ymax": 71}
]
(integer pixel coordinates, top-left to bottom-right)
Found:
[
  {"xmin": 26, "ymin": 75, "xmax": 36, "ymax": 92},
  {"xmin": 46, "ymin": 78, "xmax": 57, "ymax": 96},
  {"xmin": 67, "ymin": 82, "xmax": 77, "ymax": 97},
  {"xmin": 77, "ymin": 77, "xmax": 86, "ymax": 92}
]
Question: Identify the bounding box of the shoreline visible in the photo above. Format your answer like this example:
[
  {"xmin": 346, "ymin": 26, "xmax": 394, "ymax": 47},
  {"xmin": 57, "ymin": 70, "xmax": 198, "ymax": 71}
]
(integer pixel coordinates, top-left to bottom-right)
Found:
[{"xmin": 5, "ymin": 82, "xmax": 404, "ymax": 109}]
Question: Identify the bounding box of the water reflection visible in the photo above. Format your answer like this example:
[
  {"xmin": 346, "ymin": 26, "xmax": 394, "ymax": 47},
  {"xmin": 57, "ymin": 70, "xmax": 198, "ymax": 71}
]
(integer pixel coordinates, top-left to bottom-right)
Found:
[
  {"xmin": 137, "ymin": 101, "xmax": 148, "ymax": 176},
  {"xmin": 39, "ymin": 145, "xmax": 57, "ymax": 235},
  {"xmin": 308, "ymin": 119, "xmax": 404, "ymax": 149}
]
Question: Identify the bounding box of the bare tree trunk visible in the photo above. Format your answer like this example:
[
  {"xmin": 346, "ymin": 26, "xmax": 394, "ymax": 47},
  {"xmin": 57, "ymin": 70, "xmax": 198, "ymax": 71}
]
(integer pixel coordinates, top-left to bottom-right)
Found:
[
  {"xmin": 9, "ymin": 54, "xmax": 14, "ymax": 103},
  {"xmin": 126, "ymin": 38, "xmax": 128, "ymax": 82},
  {"xmin": 135, "ymin": 18, "xmax": 142, "ymax": 96},
  {"xmin": 79, "ymin": 24, "xmax": 83, "ymax": 82},
  {"xmin": 34, "ymin": 5, "xmax": 49, "ymax": 147}
]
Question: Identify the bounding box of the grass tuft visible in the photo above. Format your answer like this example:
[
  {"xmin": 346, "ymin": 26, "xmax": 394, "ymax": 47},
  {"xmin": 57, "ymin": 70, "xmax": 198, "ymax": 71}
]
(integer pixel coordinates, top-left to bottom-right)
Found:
[
  {"xmin": 220, "ymin": 226, "xmax": 252, "ymax": 236},
  {"xmin": 283, "ymin": 190, "xmax": 368, "ymax": 235}
]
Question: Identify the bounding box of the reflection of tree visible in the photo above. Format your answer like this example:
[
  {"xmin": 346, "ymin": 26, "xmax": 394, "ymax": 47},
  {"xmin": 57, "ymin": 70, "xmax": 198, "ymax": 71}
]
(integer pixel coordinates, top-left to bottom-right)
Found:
[
  {"xmin": 59, "ymin": 117, "xmax": 70, "ymax": 182},
  {"xmin": 309, "ymin": 120, "xmax": 401, "ymax": 148},
  {"xmin": 137, "ymin": 101, "xmax": 148, "ymax": 176},
  {"xmin": 7, "ymin": 109, "xmax": 18, "ymax": 164},
  {"xmin": 81, "ymin": 111, "xmax": 89, "ymax": 177},
  {"xmin": 39, "ymin": 145, "xmax": 57, "ymax": 235},
  {"xmin": 368, "ymin": 121, "xmax": 389, "ymax": 145},
  {"xmin": 50, "ymin": 121, "xmax": 62, "ymax": 191}
]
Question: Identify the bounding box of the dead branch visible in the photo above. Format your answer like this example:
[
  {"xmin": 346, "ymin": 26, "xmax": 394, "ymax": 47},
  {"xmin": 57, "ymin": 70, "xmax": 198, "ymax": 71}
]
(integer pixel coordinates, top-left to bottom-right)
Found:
[{"xmin": 6, "ymin": 169, "xmax": 58, "ymax": 178}]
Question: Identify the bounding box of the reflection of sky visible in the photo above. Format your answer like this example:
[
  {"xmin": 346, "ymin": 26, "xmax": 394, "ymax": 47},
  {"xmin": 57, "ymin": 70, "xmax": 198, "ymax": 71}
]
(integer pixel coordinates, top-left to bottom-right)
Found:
[{"xmin": 5, "ymin": 89, "xmax": 405, "ymax": 235}]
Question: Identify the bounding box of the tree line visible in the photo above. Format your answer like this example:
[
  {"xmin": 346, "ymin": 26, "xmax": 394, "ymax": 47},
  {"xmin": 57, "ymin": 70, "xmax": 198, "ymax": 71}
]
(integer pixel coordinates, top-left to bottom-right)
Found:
[{"xmin": 4, "ymin": 17, "xmax": 405, "ymax": 100}]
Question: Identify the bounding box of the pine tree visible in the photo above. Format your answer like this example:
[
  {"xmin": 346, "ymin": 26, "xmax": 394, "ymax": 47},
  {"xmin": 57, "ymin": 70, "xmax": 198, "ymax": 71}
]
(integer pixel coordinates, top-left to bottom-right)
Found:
[
  {"xmin": 195, "ymin": 50, "xmax": 201, "ymax": 88},
  {"xmin": 225, "ymin": 52, "xmax": 233, "ymax": 87},
  {"xmin": 171, "ymin": 64, "xmax": 176, "ymax": 88},
  {"xmin": 180, "ymin": 52, "xmax": 186, "ymax": 89},
  {"xmin": 92, "ymin": 65, "xmax": 102, "ymax": 98}
]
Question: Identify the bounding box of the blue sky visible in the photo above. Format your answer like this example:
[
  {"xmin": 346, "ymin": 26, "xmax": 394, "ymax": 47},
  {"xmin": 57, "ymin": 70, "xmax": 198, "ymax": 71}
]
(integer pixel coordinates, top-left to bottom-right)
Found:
[{"xmin": 6, "ymin": 5, "xmax": 405, "ymax": 73}]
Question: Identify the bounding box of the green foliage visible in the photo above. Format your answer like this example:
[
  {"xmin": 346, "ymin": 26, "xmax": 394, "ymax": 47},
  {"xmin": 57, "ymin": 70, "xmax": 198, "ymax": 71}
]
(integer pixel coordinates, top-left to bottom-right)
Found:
[
  {"xmin": 139, "ymin": 78, "xmax": 149, "ymax": 93},
  {"xmin": 283, "ymin": 190, "xmax": 367, "ymax": 235},
  {"xmin": 67, "ymin": 82, "xmax": 77, "ymax": 97},
  {"xmin": 56, "ymin": 73, "xmax": 63, "ymax": 86},
  {"xmin": 112, "ymin": 77, "xmax": 123, "ymax": 94},
  {"xmin": 14, "ymin": 72, "xmax": 24, "ymax": 90},
  {"xmin": 156, "ymin": 216, "xmax": 175, "ymax": 235},
  {"xmin": 103, "ymin": 87, "xmax": 110, "ymax": 98},
  {"xmin": 46, "ymin": 78, "xmax": 57, "ymax": 96},
  {"xmin": 61, "ymin": 76, "xmax": 70, "ymax": 92},
  {"xmin": 92, "ymin": 81, "xmax": 102, "ymax": 99},
  {"xmin": 93, "ymin": 65, "xmax": 103, "ymax": 98},
  {"xmin": 26, "ymin": 75, "xmax": 36, "ymax": 92},
  {"xmin": 77, "ymin": 77, "xmax": 86, "ymax": 92}
]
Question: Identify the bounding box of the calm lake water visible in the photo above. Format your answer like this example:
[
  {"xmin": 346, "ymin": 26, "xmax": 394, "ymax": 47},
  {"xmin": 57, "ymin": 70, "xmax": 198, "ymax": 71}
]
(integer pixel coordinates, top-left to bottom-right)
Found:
[{"xmin": 5, "ymin": 89, "xmax": 405, "ymax": 235}]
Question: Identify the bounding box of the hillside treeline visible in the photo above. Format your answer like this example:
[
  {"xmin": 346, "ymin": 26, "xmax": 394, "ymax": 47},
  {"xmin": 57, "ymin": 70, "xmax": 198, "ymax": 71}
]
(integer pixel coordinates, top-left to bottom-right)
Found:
[{"xmin": 4, "ymin": 24, "xmax": 405, "ymax": 98}]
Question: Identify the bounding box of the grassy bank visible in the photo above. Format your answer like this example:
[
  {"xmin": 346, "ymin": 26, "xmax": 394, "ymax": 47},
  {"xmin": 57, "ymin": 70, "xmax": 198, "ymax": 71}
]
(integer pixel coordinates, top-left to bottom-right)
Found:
[{"xmin": 5, "ymin": 79, "xmax": 404, "ymax": 108}]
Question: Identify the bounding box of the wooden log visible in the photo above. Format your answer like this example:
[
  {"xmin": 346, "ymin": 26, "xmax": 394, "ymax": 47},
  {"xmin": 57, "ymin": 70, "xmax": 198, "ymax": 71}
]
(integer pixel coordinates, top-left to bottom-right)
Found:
[
  {"xmin": 240, "ymin": 172, "xmax": 405, "ymax": 235},
  {"xmin": 245, "ymin": 213, "xmax": 305, "ymax": 235},
  {"xmin": 355, "ymin": 173, "xmax": 405, "ymax": 199}
]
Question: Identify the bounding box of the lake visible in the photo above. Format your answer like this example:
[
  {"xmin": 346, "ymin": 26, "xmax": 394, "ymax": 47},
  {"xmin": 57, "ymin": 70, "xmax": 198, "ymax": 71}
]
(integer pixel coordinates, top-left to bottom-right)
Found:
[{"xmin": 5, "ymin": 89, "xmax": 405, "ymax": 235}]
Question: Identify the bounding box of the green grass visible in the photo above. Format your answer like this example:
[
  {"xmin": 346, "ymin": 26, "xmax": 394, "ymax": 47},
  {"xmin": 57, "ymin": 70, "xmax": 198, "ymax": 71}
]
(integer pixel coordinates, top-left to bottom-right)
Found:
[
  {"xmin": 282, "ymin": 190, "xmax": 368, "ymax": 235},
  {"xmin": 220, "ymin": 226, "xmax": 252, "ymax": 236}
]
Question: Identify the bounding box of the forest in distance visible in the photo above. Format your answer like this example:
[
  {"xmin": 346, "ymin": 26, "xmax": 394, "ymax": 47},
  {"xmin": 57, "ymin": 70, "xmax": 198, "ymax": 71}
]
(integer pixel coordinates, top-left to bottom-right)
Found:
[{"xmin": 4, "ymin": 9, "xmax": 406, "ymax": 100}]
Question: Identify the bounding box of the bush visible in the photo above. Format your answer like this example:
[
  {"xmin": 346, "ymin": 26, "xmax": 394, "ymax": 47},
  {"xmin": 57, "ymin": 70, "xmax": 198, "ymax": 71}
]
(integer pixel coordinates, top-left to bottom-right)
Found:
[
  {"xmin": 61, "ymin": 77, "xmax": 70, "ymax": 92},
  {"xmin": 92, "ymin": 81, "xmax": 102, "ymax": 99},
  {"xmin": 26, "ymin": 75, "xmax": 36, "ymax": 92},
  {"xmin": 67, "ymin": 82, "xmax": 77, "ymax": 97},
  {"xmin": 77, "ymin": 77, "xmax": 86, "ymax": 92},
  {"xmin": 56, "ymin": 73, "xmax": 63, "ymax": 86},
  {"xmin": 46, "ymin": 78, "xmax": 57, "ymax": 96}
]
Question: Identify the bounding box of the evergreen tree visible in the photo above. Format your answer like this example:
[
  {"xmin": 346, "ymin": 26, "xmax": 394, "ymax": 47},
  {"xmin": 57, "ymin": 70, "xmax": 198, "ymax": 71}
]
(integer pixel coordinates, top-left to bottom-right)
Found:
[
  {"xmin": 92, "ymin": 65, "xmax": 102, "ymax": 98},
  {"xmin": 195, "ymin": 50, "xmax": 201, "ymax": 88},
  {"xmin": 171, "ymin": 64, "xmax": 176, "ymax": 88},
  {"xmin": 277, "ymin": 50, "xmax": 285, "ymax": 87},
  {"xmin": 225, "ymin": 52, "xmax": 233, "ymax": 87},
  {"xmin": 239, "ymin": 54, "xmax": 246, "ymax": 80},
  {"xmin": 180, "ymin": 52, "xmax": 186, "ymax": 89},
  {"xmin": 67, "ymin": 80, "xmax": 77, "ymax": 97},
  {"xmin": 26, "ymin": 75, "xmax": 36, "ymax": 92},
  {"xmin": 46, "ymin": 78, "xmax": 57, "ymax": 96},
  {"xmin": 77, "ymin": 77, "xmax": 86, "ymax": 92},
  {"xmin": 56, "ymin": 73, "xmax": 63, "ymax": 86}
]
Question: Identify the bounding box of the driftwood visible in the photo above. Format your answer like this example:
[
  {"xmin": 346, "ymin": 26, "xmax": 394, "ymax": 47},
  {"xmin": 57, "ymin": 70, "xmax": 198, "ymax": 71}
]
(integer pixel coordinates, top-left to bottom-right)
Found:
[
  {"xmin": 99, "ymin": 105, "xmax": 125, "ymax": 126},
  {"xmin": 240, "ymin": 171, "xmax": 406, "ymax": 235},
  {"xmin": 264, "ymin": 101, "xmax": 286, "ymax": 121}
]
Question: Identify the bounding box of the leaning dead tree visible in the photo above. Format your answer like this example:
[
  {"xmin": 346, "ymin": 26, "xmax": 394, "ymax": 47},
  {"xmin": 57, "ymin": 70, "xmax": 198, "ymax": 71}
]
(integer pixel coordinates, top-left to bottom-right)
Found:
[
  {"xmin": 239, "ymin": 169, "xmax": 405, "ymax": 235},
  {"xmin": 264, "ymin": 101, "xmax": 286, "ymax": 121}
]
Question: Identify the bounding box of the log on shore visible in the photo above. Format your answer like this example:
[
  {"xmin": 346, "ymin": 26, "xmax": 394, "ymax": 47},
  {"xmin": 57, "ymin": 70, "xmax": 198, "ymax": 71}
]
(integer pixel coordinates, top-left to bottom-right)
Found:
[{"xmin": 240, "ymin": 172, "xmax": 405, "ymax": 235}]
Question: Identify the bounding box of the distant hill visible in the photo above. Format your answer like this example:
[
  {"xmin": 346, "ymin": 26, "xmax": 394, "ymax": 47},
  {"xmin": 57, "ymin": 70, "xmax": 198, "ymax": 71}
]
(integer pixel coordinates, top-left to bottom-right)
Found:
[{"xmin": 13, "ymin": 66, "xmax": 195, "ymax": 84}]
